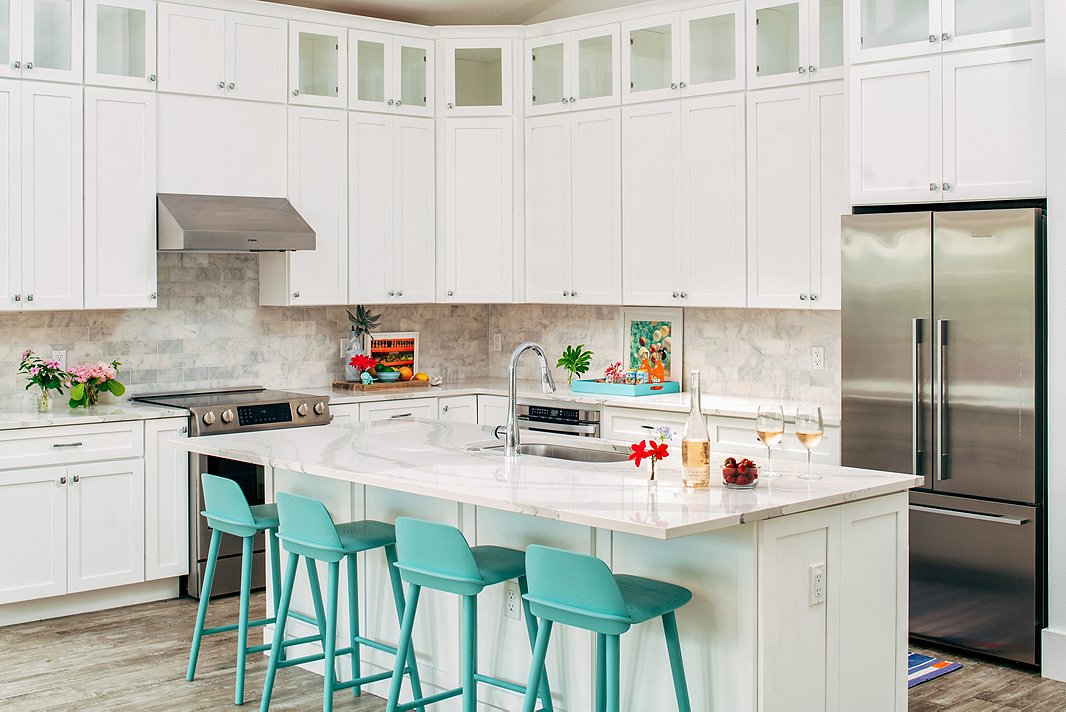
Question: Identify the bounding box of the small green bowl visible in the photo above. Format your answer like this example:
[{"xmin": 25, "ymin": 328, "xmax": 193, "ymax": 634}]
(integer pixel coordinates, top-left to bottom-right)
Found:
[{"xmin": 376, "ymin": 371, "xmax": 401, "ymax": 382}]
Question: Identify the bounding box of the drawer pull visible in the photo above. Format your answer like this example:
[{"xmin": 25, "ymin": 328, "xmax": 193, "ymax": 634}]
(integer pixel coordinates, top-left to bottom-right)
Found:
[
  {"xmin": 390, "ymin": 413, "xmax": 413, "ymax": 419},
  {"xmin": 52, "ymin": 442, "xmax": 84, "ymax": 448}
]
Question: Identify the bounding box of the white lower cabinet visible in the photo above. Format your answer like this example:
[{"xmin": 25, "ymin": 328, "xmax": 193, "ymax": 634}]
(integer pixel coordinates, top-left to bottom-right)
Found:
[
  {"xmin": 438, "ymin": 395, "xmax": 478, "ymax": 424},
  {"xmin": 747, "ymin": 81, "xmax": 845, "ymax": 310},
  {"xmin": 477, "ymin": 395, "xmax": 510, "ymax": 428},
  {"xmin": 144, "ymin": 418, "xmax": 188, "ymax": 581},
  {"xmin": 84, "ymin": 87, "xmax": 157, "ymax": 309},
  {"xmin": 359, "ymin": 398, "xmax": 438, "ymax": 422},
  {"xmin": 850, "ymin": 45, "xmax": 1046, "ymax": 205},
  {"xmin": 67, "ymin": 459, "xmax": 145, "ymax": 593},
  {"xmin": 328, "ymin": 403, "xmax": 360, "ymax": 426},
  {"xmin": 441, "ymin": 118, "xmax": 514, "ymax": 303},
  {"xmin": 601, "ymin": 407, "xmax": 688, "ymax": 442},
  {"xmin": 260, "ymin": 106, "xmax": 348, "ymax": 306},
  {"xmin": 0, "ymin": 466, "xmax": 67, "ymax": 604}
]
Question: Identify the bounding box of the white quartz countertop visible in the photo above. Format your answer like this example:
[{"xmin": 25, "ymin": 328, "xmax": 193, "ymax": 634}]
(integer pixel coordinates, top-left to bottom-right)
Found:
[
  {"xmin": 0, "ymin": 400, "xmax": 188, "ymax": 431},
  {"xmin": 173, "ymin": 419, "xmax": 917, "ymax": 539},
  {"xmin": 300, "ymin": 379, "xmax": 842, "ymax": 426}
]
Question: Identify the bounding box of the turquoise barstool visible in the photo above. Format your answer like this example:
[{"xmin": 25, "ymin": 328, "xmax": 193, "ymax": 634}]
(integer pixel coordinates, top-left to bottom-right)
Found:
[
  {"xmin": 187, "ymin": 473, "xmax": 291, "ymax": 705},
  {"xmin": 521, "ymin": 545, "xmax": 693, "ymax": 712},
  {"xmin": 385, "ymin": 518, "xmax": 554, "ymax": 712},
  {"xmin": 260, "ymin": 492, "xmax": 424, "ymax": 712}
]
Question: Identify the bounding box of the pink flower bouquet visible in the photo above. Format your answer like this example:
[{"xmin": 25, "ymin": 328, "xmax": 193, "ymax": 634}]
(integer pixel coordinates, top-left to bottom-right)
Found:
[
  {"xmin": 68, "ymin": 360, "xmax": 125, "ymax": 409},
  {"xmin": 18, "ymin": 350, "xmax": 68, "ymax": 395}
]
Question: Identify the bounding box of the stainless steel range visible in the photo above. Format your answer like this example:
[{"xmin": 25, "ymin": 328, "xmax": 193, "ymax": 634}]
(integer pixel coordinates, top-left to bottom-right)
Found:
[{"xmin": 132, "ymin": 386, "xmax": 331, "ymax": 598}]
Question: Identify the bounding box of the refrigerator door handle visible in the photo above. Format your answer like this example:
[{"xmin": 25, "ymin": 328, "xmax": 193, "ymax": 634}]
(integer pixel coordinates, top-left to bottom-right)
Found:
[
  {"xmin": 909, "ymin": 504, "xmax": 1030, "ymax": 526},
  {"xmin": 912, "ymin": 318, "xmax": 924, "ymax": 476},
  {"xmin": 935, "ymin": 319, "xmax": 948, "ymax": 480}
]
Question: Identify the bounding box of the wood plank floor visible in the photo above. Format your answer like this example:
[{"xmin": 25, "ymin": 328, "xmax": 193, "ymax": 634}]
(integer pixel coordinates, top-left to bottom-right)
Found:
[{"xmin": 2, "ymin": 594, "xmax": 1065, "ymax": 710}]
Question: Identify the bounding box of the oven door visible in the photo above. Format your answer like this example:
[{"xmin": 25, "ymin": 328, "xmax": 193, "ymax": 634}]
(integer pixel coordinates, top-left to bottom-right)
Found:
[{"xmin": 187, "ymin": 452, "xmax": 268, "ymax": 599}]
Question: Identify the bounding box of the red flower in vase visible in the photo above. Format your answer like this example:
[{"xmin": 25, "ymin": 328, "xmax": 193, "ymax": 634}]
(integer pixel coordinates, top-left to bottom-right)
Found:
[
  {"xmin": 349, "ymin": 354, "xmax": 377, "ymax": 371},
  {"xmin": 628, "ymin": 440, "xmax": 649, "ymax": 467}
]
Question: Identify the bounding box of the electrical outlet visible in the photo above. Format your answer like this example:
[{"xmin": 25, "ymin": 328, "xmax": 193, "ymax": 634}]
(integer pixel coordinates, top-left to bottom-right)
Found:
[
  {"xmin": 492, "ymin": 333, "xmax": 503, "ymax": 353},
  {"xmin": 51, "ymin": 350, "xmax": 66, "ymax": 368},
  {"xmin": 504, "ymin": 582, "xmax": 521, "ymax": 621},
  {"xmin": 809, "ymin": 563, "xmax": 826, "ymax": 605},
  {"xmin": 810, "ymin": 346, "xmax": 825, "ymax": 372},
  {"xmin": 340, "ymin": 338, "xmax": 348, "ymax": 358}
]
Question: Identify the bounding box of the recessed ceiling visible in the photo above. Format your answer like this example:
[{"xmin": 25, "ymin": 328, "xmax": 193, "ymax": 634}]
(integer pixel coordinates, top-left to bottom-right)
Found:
[{"xmin": 262, "ymin": 0, "xmax": 652, "ymax": 26}]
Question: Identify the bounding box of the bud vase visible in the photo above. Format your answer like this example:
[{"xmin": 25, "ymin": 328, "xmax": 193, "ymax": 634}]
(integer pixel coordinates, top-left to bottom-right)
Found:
[{"xmin": 36, "ymin": 389, "xmax": 51, "ymax": 413}]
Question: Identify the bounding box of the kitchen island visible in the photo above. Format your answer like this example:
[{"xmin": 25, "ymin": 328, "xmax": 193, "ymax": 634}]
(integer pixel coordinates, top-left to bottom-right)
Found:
[{"xmin": 176, "ymin": 419, "xmax": 920, "ymax": 712}]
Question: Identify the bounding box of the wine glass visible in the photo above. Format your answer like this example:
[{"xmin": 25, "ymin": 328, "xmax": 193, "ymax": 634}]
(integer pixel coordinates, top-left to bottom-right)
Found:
[
  {"xmin": 755, "ymin": 405, "xmax": 785, "ymax": 478},
  {"xmin": 795, "ymin": 406, "xmax": 824, "ymax": 480}
]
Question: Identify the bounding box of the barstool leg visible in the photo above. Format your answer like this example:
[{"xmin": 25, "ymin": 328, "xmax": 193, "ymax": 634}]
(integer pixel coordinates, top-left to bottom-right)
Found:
[
  {"xmin": 521, "ymin": 619, "xmax": 553, "ymax": 712},
  {"xmin": 595, "ymin": 633, "xmax": 607, "ymax": 712},
  {"xmin": 605, "ymin": 634, "xmax": 620, "ymax": 712},
  {"xmin": 260, "ymin": 552, "xmax": 299, "ymax": 712},
  {"xmin": 305, "ymin": 557, "xmax": 328, "ymax": 640},
  {"xmin": 235, "ymin": 535, "xmax": 254, "ymax": 705},
  {"xmin": 346, "ymin": 555, "xmax": 361, "ymax": 697},
  {"xmin": 323, "ymin": 561, "xmax": 340, "ymax": 712},
  {"xmin": 462, "ymin": 595, "xmax": 478, "ymax": 712},
  {"xmin": 186, "ymin": 528, "xmax": 222, "ymax": 681},
  {"xmin": 662, "ymin": 612, "xmax": 691, "ymax": 712},
  {"xmin": 518, "ymin": 577, "xmax": 554, "ymax": 712},
  {"xmin": 385, "ymin": 545, "xmax": 425, "ymax": 712},
  {"xmin": 386, "ymin": 583, "xmax": 421, "ymax": 712},
  {"xmin": 268, "ymin": 529, "xmax": 282, "ymax": 614}
]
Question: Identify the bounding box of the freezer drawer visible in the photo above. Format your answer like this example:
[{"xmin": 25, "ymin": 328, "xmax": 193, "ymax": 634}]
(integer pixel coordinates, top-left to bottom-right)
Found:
[{"xmin": 909, "ymin": 492, "xmax": 1043, "ymax": 665}]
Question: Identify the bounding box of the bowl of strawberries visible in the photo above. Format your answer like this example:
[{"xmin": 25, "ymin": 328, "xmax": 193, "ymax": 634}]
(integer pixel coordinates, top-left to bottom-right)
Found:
[{"xmin": 722, "ymin": 457, "xmax": 759, "ymax": 489}]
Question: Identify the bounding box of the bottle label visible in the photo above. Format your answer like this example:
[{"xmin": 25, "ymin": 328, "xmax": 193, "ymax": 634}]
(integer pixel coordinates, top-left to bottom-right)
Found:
[{"xmin": 682, "ymin": 440, "xmax": 711, "ymax": 483}]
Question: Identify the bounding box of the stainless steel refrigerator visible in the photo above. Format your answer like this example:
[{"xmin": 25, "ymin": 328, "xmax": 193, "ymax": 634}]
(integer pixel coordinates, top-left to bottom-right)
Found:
[{"xmin": 841, "ymin": 207, "xmax": 1046, "ymax": 666}]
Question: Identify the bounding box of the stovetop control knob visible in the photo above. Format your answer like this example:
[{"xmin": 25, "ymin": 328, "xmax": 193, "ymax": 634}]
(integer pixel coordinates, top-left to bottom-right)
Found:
[
  {"xmin": 296, "ymin": 403, "xmax": 309, "ymax": 417},
  {"xmin": 313, "ymin": 402, "xmax": 326, "ymax": 415},
  {"xmin": 202, "ymin": 411, "xmax": 216, "ymax": 426},
  {"xmin": 221, "ymin": 409, "xmax": 234, "ymax": 424}
]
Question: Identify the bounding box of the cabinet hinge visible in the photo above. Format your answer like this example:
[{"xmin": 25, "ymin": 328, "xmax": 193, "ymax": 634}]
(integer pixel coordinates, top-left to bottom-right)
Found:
[
  {"xmin": 629, "ymin": 37, "xmax": 634, "ymax": 45},
  {"xmin": 532, "ymin": 53, "xmax": 536, "ymax": 61},
  {"xmin": 532, "ymin": 94, "xmax": 536, "ymax": 101},
  {"xmin": 756, "ymin": 17, "xmax": 759, "ymax": 25},
  {"xmin": 630, "ymin": 81, "xmax": 634, "ymax": 89},
  {"xmin": 860, "ymin": 36, "xmax": 864, "ymax": 44}
]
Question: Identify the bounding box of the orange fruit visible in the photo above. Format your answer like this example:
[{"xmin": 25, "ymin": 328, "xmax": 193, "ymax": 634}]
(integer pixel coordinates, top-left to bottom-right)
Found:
[{"xmin": 399, "ymin": 366, "xmax": 414, "ymax": 382}]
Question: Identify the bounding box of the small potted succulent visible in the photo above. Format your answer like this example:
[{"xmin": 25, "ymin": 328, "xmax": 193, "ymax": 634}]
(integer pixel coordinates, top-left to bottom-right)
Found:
[{"xmin": 345, "ymin": 305, "xmax": 381, "ymax": 382}]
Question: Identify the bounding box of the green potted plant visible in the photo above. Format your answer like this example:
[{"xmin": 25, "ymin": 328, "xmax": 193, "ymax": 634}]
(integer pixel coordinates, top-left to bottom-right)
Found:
[
  {"xmin": 557, "ymin": 344, "xmax": 594, "ymax": 386},
  {"xmin": 345, "ymin": 306, "xmax": 381, "ymax": 382}
]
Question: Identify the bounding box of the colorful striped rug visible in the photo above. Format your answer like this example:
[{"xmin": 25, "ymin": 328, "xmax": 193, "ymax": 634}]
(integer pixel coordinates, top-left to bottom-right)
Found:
[{"xmin": 908, "ymin": 652, "xmax": 963, "ymax": 688}]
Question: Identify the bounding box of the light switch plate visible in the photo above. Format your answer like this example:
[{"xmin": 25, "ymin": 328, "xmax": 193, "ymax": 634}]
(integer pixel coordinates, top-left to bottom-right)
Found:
[
  {"xmin": 810, "ymin": 563, "xmax": 826, "ymax": 605},
  {"xmin": 493, "ymin": 333, "xmax": 503, "ymax": 353}
]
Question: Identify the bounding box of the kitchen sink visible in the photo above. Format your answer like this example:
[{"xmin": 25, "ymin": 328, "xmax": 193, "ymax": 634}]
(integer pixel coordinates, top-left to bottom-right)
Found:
[{"xmin": 473, "ymin": 442, "xmax": 631, "ymax": 463}]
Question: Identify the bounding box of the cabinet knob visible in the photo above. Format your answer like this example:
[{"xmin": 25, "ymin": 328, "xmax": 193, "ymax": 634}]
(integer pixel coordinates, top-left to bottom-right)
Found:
[
  {"xmin": 929, "ymin": 34, "xmax": 939, "ymax": 43},
  {"xmin": 941, "ymin": 32, "xmax": 951, "ymax": 41},
  {"xmin": 447, "ymin": 102, "xmax": 454, "ymax": 109},
  {"xmin": 25, "ymin": 61, "xmax": 32, "ymax": 70},
  {"xmin": 569, "ymin": 96, "xmax": 575, "ymax": 103},
  {"xmin": 563, "ymin": 291, "xmax": 569, "ymax": 297},
  {"xmin": 228, "ymin": 82, "xmax": 235, "ymax": 90},
  {"xmin": 562, "ymin": 97, "xmax": 569, "ymax": 104},
  {"xmin": 810, "ymin": 293, "xmax": 819, "ymax": 301},
  {"xmin": 571, "ymin": 291, "xmax": 577, "ymax": 297},
  {"xmin": 293, "ymin": 89, "xmax": 300, "ymax": 96},
  {"xmin": 447, "ymin": 290, "xmax": 454, "ymax": 297},
  {"xmin": 396, "ymin": 99, "xmax": 402, "ymax": 107},
  {"xmin": 442, "ymin": 405, "xmax": 450, "ymax": 412},
  {"xmin": 670, "ymin": 82, "xmax": 678, "ymax": 89},
  {"xmin": 672, "ymin": 292, "xmax": 679, "ymax": 299},
  {"xmin": 26, "ymin": 294, "xmax": 33, "ymax": 302},
  {"xmin": 149, "ymin": 74, "xmax": 156, "ymax": 82},
  {"xmin": 942, "ymin": 182, "xmax": 952, "ymax": 191},
  {"xmin": 180, "ymin": 426, "xmax": 188, "ymax": 434},
  {"xmin": 396, "ymin": 290, "xmax": 403, "ymax": 297},
  {"xmin": 293, "ymin": 291, "xmax": 300, "ymax": 299},
  {"xmin": 798, "ymin": 66, "xmax": 806, "ymax": 74},
  {"xmin": 808, "ymin": 65, "xmax": 816, "ymax": 73},
  {"xmin": 13, "ymin": 294, "xmax": 20, "ymax": 302},
  {"xmin": 678, "ymin": 82, "xmax": 686, "ymax": 89},
  {"xmin": 388, "ymin": 99, "xmax": 395, "ymax": 106},
  {"xmin": 150, "ymin": 292, "xmax": 157, "ymax": 300},
  {"xmin": 12, "ymin": 60, "xmax": 19, "ymax": 69},
  {"xmin": 218, "ymin": 81, "xmax": 225, "ymax": 89},
  {"xmin": 929, "ymin": 183, "xmax": 939, "ymax": 192},
  {"xmin": 58, "ymin": 476, "xmax": 67, "ymax": 485},
  {"xmin": 800, "ymin": 293, "xmax": 808, "ymax": 300},
  {"xmin": 388, "ymin": 290, "xmax": 396, "ymax": 297},
  {"xmin": 680, "ymin": 292, "xmax": 688, "ymax": 299}
]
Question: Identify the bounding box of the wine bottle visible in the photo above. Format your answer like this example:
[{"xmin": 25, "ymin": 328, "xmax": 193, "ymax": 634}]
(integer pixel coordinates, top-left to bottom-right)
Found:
[{"xmin": 682, "ymin": 370, "xmax": 711, "ymax": 488}]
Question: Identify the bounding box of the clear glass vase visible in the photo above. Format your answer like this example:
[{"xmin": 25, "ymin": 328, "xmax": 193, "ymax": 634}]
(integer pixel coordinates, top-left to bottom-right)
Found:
[
  {"xmin": 36, "ymin": 388, "xmax": 52, "ymax": 413},
  {"xmin": 344, "ymin": 331, "xmax": 365, "ymax": 382}
]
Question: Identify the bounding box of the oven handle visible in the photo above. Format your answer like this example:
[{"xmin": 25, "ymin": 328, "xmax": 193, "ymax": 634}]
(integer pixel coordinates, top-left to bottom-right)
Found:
[{"xmin": 517, "ymin": 417, "xmax": 599, "ymax": 436}]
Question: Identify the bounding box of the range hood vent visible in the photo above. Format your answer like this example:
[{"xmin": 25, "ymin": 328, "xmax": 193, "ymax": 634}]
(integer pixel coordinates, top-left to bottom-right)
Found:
[{"xmin": 157, "ymin": 193, "xmax": 316, "ymax": 252}]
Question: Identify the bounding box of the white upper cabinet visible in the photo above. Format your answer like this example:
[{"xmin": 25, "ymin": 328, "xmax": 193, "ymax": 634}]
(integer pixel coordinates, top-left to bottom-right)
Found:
[
  {"xmin": 350, "ymin": 30, "xmax": 433, "ymax": 117},
  {"xmin": 260, "ymin": 107, "xmax": 348, "ymax": 305},
  {"xmin": 0, "ymin": 79, "xmax": 18, "ymax": 313},
  {"xmin": 289, "ymin": 20, "xmax": 347, "ymax": 108},
  {"xmin": 0, "ymin": 0, "xmax": 82, "ymax": 82},
  {"xmin": 85, "ymin": 0, "xmax": 156, "ymax": 89},
  {"xmin": 443, "ymin": 38, "xmax": 513, "ymax": 116},
  {"xmin": 622, "ymin": 2, "xmax": 745, "ymax": 104},
  {"xmin": 84, "ymin": 87, "xmax": 156, "ymax": 310},
  {"xmin": 747, "ymin": 82, "xmax": 845, "ymax": 309},
  {"xmin": 525, "ymin": 108, "xmax": 621, "ymax": 304},
  {"xmin": 524, "ymin": 25, "xmax": 620, "ymax": 116},
  {"xmin": 159, "ymin": 6, "xmax": 286, "ymax": 103},
  {"xmin": 850, "ymin": 45, "xmax": 1044, "ymax": 204},
  {"xmin": 22, "ymin": 81, "xmax": 82, "ymax": 312},
  {"xmin": 441, "ymin": 118, "xmax": 514, "ymax": 302},
  {"xmin": 848, "ymin": 0, "xmax": 1044, "ymax": 64},
  {"xmin": 349, "ymin": 112, "xmax": 435, "ymax": 304},
  {"xmin": 748, "ymin": 0, "xmax": 844, "ymax": 89}
]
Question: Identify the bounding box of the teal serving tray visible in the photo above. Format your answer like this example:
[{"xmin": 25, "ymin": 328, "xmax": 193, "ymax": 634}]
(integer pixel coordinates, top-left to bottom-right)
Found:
[{"xmin": 571, "ymin": 379, "xmax": 681, "ymax": 397}]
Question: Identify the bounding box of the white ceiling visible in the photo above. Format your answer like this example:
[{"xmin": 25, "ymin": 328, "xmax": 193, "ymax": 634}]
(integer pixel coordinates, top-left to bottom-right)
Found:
[{"xmin": 263, "ymin": 0, "xmax": 652, "ymax": 26}]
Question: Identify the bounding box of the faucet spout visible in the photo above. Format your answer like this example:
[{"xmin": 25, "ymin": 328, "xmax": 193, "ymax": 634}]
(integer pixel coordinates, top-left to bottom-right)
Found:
[{"xmin": 506, "ymin": 342, "xmax": 556, "ymax": 458}]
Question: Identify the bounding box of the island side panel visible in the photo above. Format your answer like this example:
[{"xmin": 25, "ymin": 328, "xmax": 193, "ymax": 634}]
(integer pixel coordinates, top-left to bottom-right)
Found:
[{"xmin": 613, "ymin": 524, "xmax": 759, "ymax": 712}]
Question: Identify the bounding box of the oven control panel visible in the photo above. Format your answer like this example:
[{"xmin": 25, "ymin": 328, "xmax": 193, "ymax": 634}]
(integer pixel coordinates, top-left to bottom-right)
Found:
[
  {"xmin": 238, "ymin": 402, "xmax": 293, "ymax": 426},
  {"xmin": 190, "ymin": 399, "xmax": 331, "ymax": 436}
]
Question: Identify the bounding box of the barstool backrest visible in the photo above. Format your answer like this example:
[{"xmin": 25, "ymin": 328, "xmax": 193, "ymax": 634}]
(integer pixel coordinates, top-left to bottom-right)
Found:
[
  {"xmin": 201, "ymin": 473, "xmax": 257, "ymax": 538},
  {"xmin": 393, "ymin": 517, "xmax": 484, "ymax": 595},
  {"xmin": 524, "ymin": 545, "xmax": 631, "ymax": 635},
  {"xmin": 276, "ymin": 492, "xmax": 345, "ymax": 563}
]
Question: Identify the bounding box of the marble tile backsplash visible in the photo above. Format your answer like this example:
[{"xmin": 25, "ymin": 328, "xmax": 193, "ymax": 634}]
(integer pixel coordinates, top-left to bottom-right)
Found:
[{"xmin": 0, "ymin": 254, "xmax": 840, "ymax": 407}]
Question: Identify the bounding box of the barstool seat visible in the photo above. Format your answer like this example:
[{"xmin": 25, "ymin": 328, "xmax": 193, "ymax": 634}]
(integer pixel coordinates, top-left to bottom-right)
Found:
[
  {"xmin": 615, "ymin": 575, "xmax": 693, "ymax": 623},
  {"xmin": 249, "ymin": 503, "xmax": 280, "ymax": 528}
]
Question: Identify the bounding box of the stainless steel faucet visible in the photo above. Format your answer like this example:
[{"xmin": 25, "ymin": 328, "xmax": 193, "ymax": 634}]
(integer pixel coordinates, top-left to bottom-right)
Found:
[{"xmin": 505, "ymin": 342, "xmax": 557, "ymax": 457}]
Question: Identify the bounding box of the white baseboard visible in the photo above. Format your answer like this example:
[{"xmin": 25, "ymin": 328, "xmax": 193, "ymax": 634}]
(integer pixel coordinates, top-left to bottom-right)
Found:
[
  {"xmin": 1043, "ymin": 628, "xmax": 1066, "ymax": 681},
  {"xmin": 0, "ymin": 578, "xmax": 180, "ymax": 627}
]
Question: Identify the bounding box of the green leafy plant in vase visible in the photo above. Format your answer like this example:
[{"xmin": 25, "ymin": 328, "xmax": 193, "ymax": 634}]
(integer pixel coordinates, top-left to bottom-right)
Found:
[
  {"xmin": 345, "ymin": 305, "xmax": 381, "ymax": 382},
  {"xmin": 18, "ymin": 349, "xmax": 69, "ymax": 412},
  {"xmin": 557, "ymin": 344, "xmax": 594, "ymax": 386}
]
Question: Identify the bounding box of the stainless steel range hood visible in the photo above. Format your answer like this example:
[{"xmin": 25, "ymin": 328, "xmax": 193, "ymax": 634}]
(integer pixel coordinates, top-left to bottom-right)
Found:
[{"xmin": 157, "ymin": 193, "xmax": 315, "ymax": 252}]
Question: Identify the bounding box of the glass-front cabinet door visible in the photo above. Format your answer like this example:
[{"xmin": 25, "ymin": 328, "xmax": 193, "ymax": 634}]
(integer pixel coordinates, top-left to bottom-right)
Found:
[
  {"xmin": 0, "ymin": 0, "xmax": 22, "ymax": 79},
  {"xmin": 681, "ymin": 1, "xmax": 744, "ymax": 95},
  {"xmin": 942, "ymin": 0, "xmax": 1043, "ymax": 51},
  {"xmin": 622, "ymin": 13, "xmax": 679, "ymax": 104},
  {"xmin": 349, "ymin": 31, "xmax": 432, "ymax": 117},
  {"xmin": 572, "ymin": 26, "xmax": 619, "ymax": 109},
  {"xmin": 350, "ymin": 30, "xmax": 388, "ymax": 111},
  {"xmin": 2, "ymin": 0, "xmax": 82, "ymax": 82},
  {"xmin": 395, "ymin": 37, "xmax": 432, "ymax": 117},
  {"xmin": 526, "ymin": 33, "xmax": 566, "ymax": 115},
  {"xmin": 289, "ymin": 20, "xmax": 347, "ymax": 108},
  {"xmin": 749, "ymin": 0, "xmax": 808, "ymax": 88},
  {"xmin": 444, "ymin": 39, "xmax": 512, "ymax": 116},
  {"xmin": 85, "ymin": 0, "xmax": 155, "ymax": 89}
]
